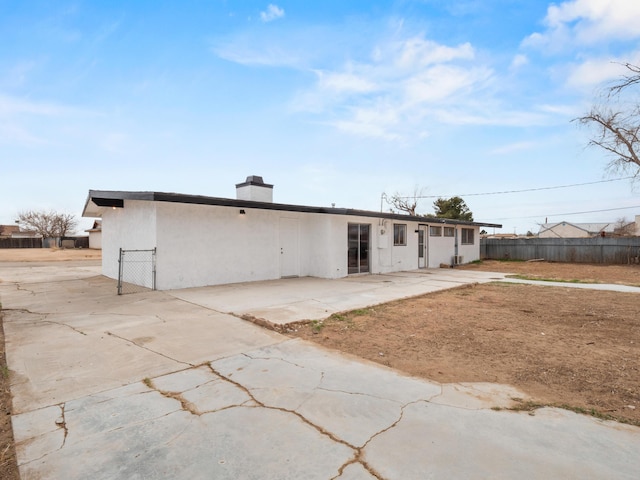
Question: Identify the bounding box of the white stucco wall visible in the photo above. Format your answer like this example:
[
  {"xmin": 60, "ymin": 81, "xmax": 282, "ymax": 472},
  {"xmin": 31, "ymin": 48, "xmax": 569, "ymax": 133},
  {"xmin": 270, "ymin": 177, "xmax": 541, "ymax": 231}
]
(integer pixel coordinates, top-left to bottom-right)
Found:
[
  {"xmin": 425, "ymin": 226, "xmax": 451, "ymax": 267},
  {"xmin": 154, "ymin": 202, "xmax": 282, "ymax": 289},
  {"xmin": 88, "ymin": 231, "xmax": 102, "ymax": 249},
  {"xmin": 101, "ymin": 199, "xmax": 482, "ymax": 289},
  {"xmin": 374, "ymin": 218, "xmax": 419, "ymax": 273},
  {"xmin": 457, "ymin": 226, "xmax": 481, "ymax": 263},
  {"xmin": 298, "ymin": 214, "xmax": 346, "ymax": 279},
  {"xmin": 101, "ymin": 201, "xmax": 157, "ymax": 281}
]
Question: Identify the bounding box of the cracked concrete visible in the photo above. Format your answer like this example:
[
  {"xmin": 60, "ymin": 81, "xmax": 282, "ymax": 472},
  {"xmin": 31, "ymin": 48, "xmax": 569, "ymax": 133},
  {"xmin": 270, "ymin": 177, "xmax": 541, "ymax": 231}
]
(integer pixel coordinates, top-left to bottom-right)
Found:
[{"xmin": 2, "ymin": 261, "xmax": 640, "ymax": 479}]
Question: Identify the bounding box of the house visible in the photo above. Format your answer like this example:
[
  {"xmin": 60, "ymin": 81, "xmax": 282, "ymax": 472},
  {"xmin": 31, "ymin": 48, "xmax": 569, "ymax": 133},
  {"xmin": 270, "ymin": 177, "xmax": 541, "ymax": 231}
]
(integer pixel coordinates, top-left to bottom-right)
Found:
[
  {"xmin": 538, "ymin": 215, "xmax": 640, "ymax": 238},
  {"xmin": 85, "ymin": 219, "xmax": 102, "ymax": 249},
  {"xmin": 0, "ymin": 225, "xmax": 42, "ymax": 239},
  {"xmin": 82, "ymin": 176, "xmax": 502, "ymax": 290},
  {"xmin": 0, "ymin": 225, "xmax": 20, "ymax": 237}
]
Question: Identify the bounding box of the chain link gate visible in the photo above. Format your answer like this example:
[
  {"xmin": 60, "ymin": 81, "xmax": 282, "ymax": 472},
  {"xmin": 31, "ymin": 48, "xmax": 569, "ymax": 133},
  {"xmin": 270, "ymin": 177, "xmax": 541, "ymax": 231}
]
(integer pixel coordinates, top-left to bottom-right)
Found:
[{"xmin": 117, "ymin": 248, "xmax": 156, "ymax": 295}]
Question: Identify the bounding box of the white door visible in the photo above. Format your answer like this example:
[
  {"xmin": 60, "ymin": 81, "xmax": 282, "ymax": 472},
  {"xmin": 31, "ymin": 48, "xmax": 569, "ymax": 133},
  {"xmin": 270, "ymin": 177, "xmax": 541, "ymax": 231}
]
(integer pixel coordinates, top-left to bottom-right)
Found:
[
  {"xmin": 418, "ymin": 225, "xmax": 427, "ymax": 268},
  {"xmin": 279, "ymin": 218, "xmax": 299, "ymax": 278}
]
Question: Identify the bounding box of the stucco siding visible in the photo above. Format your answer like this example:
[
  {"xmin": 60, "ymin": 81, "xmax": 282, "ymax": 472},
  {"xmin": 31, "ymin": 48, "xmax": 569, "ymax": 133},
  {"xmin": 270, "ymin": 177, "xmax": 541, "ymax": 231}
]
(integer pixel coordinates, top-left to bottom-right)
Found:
[
  {"xmin": 458, "ymin": 226, "xmax": 481, "ymax": 263},
  {"xmin": 101, "ymin": 200, "xmax": 157, "ymax": 281},
  {"xmin": 378, "ymin": 218, "xmax": 419, "ymax": 273},
  {"xmin": 427, "ymin": 228, "xmax": 455, "ymax": 267},
  {"xmin": 88, "ymin": 231, "xmax": 102, "ymax": 249},
  {"xmin": 298, "ymin": 214, "xmax": 345, "ymax": 279},
  {"xmin": 154, "ymin": 203, "xmax": 282, "ymax": 289},
  {"xmin": 98, "ymin": 198, "xmax": 483, "ymax": 289}
]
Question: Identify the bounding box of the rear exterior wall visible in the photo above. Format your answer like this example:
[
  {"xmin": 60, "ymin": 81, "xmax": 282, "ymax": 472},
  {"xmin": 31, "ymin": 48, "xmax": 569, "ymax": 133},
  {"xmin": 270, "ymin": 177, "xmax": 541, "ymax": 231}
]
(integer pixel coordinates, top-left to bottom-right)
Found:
[{"xmin": 100, "ymin": 200, "xmax": 481, "ymax": 290}]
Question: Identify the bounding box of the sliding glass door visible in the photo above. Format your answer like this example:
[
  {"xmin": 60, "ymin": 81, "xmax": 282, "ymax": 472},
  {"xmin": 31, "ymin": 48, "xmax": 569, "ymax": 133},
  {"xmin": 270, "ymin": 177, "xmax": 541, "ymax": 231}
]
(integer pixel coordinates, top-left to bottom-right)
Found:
[{"xmin": 348, "ymin": 223, "xmax": 370, "ymax": 274}]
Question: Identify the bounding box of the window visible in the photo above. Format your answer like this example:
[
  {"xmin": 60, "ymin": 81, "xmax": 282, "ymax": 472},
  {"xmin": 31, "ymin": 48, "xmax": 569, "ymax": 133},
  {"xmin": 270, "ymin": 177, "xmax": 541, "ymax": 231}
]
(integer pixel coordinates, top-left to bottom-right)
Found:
[
  {"xmin": 461, "ymin": 228, "xmax": 474, "ymax": 245},
  {"xmin": 429, "ymin": 226, "xmax": 442, "ymax": 236},
  {"xmin": 444, "ymin": 227, "xmax": 455, "ymax": 237},
  {"xmin": 393, "ymin": 224, "xmax": 407, "ymax": 246}
]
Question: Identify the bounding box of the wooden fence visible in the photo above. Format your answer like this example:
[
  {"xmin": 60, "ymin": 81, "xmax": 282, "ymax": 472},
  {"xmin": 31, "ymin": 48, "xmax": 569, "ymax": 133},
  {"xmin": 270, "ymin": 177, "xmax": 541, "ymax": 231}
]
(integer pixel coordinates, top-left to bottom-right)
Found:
[
  {"xmin": 481, "ymin": 237, "xmax": 640, "ymax": 264},
  {"xmin": 0, "ymin": 238, "xmax": 43, "ymax": 249},
  {"xmin": 0, "ymin": 236, "xmax": 89, "ymax": 249}
]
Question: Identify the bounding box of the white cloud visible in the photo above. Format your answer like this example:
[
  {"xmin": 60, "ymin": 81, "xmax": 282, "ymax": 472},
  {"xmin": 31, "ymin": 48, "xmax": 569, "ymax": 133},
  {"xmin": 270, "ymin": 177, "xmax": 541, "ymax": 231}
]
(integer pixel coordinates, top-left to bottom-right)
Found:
[
  {"xmin": 260, "ymin": 4, "xmax": 285, "ymax": 23},
  {"xmin": 0, "ymin": 94, "xmax": 68, "ymax": 117},
  {"xmin": 536, "ymin": 103, "xmax": 580, "ymax": 116},
  {"xmin": 292, "ymin": 34, "xmax": 508, "ymax": 140},
  {"xmin": 315, "ymin": 70, "xmax": 377, "ymax": 93},
  {"xmin": 213, "ymin": 41, "xmax": 302, "ymax": 67},
  {"xmin": 489, "ymin": 141, "xmax": 537, "ymax": 155},
  {"xmin": 510, "ymin": 54, "xmax": 528, "ymax": 70},
  {"xmin": 403, "ymin": 64, "xmax": 491, "ymax": 105},
  {"xmin": 565, "ymin": 58, "xmax": 631, "ymax": 89},
  {"xmin": 393, "ymin": 37, "xmax": 474, "ymax": 69},
  {"xmin": 523, "ymin": 0, "xmax": 640, "ymax": 50},
  {"xmin": 0, "ymin": 121, "xmax": 47, "ymax": 146}
]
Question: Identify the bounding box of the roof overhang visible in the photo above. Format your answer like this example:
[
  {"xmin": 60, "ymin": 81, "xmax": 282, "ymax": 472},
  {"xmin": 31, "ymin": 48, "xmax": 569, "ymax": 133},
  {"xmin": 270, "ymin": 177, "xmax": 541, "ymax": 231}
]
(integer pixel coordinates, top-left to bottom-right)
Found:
[{"xmin": 81, "ymin": 189, "xmax": 502, "ymax": 228}]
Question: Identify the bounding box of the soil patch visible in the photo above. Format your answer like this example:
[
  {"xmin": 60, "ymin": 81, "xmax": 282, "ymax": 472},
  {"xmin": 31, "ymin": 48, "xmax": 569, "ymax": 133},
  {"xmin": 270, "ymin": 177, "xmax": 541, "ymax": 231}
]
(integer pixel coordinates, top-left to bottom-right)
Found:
[
  {"xmin": 0, "ymin": 247, "xmax": 101, "ymax": 262},
  {"xmin": 290, "ymin": 262, "xmax": 640, "ymax": 425},
  {"xmin": 0, "ymin": 312, "xmax": 18, "ymax": 480},
  {"xmin": 460, "ymin": 259, "xmax": 640, "ymax": 286}
]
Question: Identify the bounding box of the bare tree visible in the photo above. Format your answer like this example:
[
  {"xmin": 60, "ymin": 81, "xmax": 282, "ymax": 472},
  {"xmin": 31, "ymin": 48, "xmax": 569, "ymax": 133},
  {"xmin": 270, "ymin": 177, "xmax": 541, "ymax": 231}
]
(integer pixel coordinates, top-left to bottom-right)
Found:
[
  {"xmin": 613, "ymin": 216, "xmax": 635, "ymax": 236},
  {"xmin": 386, "ymin": 187, "xmax": 425, "ymax": 216},
  {"xmin": 16, "ymin": 210, "xmax": 78, "ymax": 238},
  {"xmin": 575, "ymin": 63, "xmax": 640, "ymax": 178}
]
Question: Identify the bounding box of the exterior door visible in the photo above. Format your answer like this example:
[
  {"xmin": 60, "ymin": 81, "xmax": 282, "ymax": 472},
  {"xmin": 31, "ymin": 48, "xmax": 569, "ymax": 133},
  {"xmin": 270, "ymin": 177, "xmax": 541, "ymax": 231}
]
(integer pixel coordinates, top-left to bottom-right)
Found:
[
  {"xmin": 348, "ymin": 223, "xmax": 370, "ymax": 274},
  {"xmin": 279, "ymin": 218, "xmax": 299, "ymax": 278},
  {"xmin": 418, "ymin": 225, "xmax": 427, "ymax": 268}
]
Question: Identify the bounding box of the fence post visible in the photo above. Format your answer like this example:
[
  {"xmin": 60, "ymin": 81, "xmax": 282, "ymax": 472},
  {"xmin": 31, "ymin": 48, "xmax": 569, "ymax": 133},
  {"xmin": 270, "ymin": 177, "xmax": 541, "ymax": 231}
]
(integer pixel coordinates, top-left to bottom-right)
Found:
[
  {"xmin": 152, "ymin": 247, "xmax": 157, "ymax": 291},
  {"xmin": 117, "ymin": 248, "xmax": 124, "ymax": 295}
]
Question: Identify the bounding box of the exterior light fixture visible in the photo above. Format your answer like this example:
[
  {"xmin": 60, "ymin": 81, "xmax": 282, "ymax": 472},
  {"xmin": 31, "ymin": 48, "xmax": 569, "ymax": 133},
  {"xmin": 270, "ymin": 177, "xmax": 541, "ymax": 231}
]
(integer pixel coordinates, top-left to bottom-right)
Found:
[{"xmin": 239, "ymin": 209, "xmax": 246, "ymax": 215}]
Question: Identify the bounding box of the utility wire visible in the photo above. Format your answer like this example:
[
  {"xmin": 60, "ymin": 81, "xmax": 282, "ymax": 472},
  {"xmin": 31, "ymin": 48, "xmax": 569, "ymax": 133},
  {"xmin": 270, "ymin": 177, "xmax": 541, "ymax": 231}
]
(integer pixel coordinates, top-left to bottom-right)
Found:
[
  {"xmin": 395, "ymin": 176, "xmax": 635, "ymax": 199},
  {"xmin": 487, "ymin": 205, "xmax": 640, "ymax": 221}
]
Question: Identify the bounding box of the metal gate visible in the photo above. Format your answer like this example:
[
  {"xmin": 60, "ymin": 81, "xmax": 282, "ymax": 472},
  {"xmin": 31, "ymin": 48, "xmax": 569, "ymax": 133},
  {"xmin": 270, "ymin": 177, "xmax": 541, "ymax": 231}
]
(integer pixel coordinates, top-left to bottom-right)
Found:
[{"xmin": 117, "ymin": 248, "xmax": 156, "ymax": 295}]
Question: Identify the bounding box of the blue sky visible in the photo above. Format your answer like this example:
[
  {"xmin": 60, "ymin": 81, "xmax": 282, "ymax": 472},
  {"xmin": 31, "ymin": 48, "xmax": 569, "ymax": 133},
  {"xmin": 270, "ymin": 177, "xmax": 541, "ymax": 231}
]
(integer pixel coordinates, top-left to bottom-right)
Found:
[{"xmin": 2, "ymin": 0, "xmax": 640, "ymax": 234}]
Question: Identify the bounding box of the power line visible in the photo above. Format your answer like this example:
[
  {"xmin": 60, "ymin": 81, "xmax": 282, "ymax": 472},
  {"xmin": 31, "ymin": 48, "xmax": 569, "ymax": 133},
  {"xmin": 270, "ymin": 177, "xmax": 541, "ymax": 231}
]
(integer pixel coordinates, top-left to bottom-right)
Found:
[
  {"xmin": 395, "ymin": 176, "xmax": 635, "ymax": 199},
  {"xmin": 487, "ymin": 205, "xmax": 640, "ymax": 221}
]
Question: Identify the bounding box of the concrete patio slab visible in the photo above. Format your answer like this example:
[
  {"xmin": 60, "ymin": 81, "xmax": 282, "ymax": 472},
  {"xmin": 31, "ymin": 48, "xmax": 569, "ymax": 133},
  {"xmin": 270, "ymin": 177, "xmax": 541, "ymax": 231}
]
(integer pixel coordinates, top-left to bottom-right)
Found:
[
  {"xmin": 169, "ymin": 269, "xmax": 508, "ymax": 324},
  {"xmin": 363, "ymin": 402, "xmax": 639, "ymax": 479},
  {"xmin": 2, "ymin": 261, "xmax": 639, "ymax": 479}
]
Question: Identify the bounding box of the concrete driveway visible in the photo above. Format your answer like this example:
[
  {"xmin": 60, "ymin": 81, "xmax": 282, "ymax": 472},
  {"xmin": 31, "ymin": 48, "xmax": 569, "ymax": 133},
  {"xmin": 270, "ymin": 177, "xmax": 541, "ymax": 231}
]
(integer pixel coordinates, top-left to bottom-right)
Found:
[{"xmin": 1, "ymin": 262, "xmax": 638, "ymax": 479}]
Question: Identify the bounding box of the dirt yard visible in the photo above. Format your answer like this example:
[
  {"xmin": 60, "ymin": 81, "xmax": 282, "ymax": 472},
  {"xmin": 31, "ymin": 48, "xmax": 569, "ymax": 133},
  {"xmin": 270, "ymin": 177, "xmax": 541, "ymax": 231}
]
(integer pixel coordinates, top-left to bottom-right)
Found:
[
  {"xmin": 0, "ymin": 247, "xmax": 101, "ymax": 263},
  {"xmin": 290, "ymin": 261, "xmax": 640, "ymax": 426},
  {"xmin": 460, "ymin": 259, "xmax": 640, "ymax": 286},
  {"xmin": 0, "ymin": 316, "xmax": 18, "ymax": 480},
  {"xmin": 0, "ymin": 255, "xmax": 639, "ymax": 479}
]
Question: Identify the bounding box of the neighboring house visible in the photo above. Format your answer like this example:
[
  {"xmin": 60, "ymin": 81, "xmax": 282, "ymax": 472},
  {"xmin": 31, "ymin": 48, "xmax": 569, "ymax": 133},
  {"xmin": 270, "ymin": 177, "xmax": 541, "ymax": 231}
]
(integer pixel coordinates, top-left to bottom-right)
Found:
[
  {"xmin": 82, "ymin": 176, "xmax": 502, "ymax": 291},
  {"xmin": 0, "ymin": 225, "xmax": 41, "ymax": 239},
  {"xmin": 481, "ymin": 233, "xmax": 520, "ymax": 239},
  {"xmin": 0, "ymin": 225, "xmax": 20, "ymax": 237},
  {"xmin": 85, "ymin": 219, "xmax": 102, "ymax": 249},
  {"xmin": 538, "ymin": 216, "xmax": 640, "ymax": 238},
  {"xmin": 538, "ymin": 222, "xmax": 613, "ymax": 238}
]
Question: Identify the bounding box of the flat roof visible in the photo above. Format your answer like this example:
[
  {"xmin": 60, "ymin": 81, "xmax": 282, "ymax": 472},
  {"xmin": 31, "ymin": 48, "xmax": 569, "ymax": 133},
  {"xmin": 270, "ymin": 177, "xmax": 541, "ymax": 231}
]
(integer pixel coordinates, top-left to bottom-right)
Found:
[{"xmin": 82, "ymin": 189, "xmax": 502, "ymax": 228}]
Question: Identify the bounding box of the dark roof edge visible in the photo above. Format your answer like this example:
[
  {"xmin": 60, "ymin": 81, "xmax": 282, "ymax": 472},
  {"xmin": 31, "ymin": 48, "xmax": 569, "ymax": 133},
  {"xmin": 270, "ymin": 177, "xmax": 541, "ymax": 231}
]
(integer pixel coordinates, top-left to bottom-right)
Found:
[{"xmin": 85, "ymin": 190, "xmax": 502, "ymax": 228}]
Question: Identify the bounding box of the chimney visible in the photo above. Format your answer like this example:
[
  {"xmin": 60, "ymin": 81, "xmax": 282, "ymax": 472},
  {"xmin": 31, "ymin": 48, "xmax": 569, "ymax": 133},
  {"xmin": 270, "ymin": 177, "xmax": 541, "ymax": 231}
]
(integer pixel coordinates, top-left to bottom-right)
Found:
[{"xmin": 235, "ymin": 175, "xmax": 273, "ymax": 203}]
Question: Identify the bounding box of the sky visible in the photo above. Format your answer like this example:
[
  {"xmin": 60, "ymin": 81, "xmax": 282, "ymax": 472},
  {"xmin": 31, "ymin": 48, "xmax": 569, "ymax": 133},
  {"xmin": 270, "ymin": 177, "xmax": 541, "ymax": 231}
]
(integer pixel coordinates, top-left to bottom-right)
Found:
[{"xmin": 2, "ymin": 0, "xmax": 640, "ymax": 235}]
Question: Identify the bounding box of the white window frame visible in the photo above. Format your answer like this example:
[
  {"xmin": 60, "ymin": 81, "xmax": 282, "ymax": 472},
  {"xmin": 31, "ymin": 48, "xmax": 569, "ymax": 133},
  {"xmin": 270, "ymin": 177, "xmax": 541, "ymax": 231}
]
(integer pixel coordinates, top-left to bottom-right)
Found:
[
  {"xmin": 393, "ymin": 224, "xmax": 407, "ymax": 246},
  {"xmin": 444, "ymin": 227, "xmax": 455, "ymax": 237},
  {"xmin": 461, "ymin": 228, "xmax": 474, "ymax": 245},
  {"xmin": 430, "ymin": 226, "xmax": 442, "ymax": 236}
]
